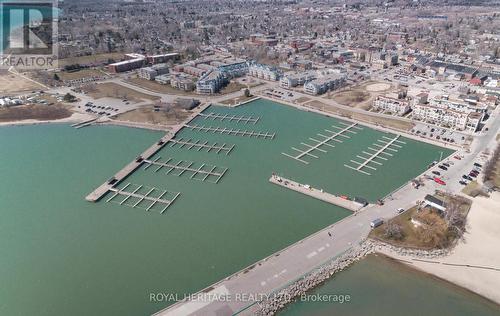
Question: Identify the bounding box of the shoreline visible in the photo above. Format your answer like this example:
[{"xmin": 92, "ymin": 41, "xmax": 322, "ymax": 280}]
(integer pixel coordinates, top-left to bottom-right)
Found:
[
  {"xmin": 256, "ymin": 237, "xmax": 500, "ymax": 315},
  {"xmin": 376, "ymin": 192, "xmax": 500, "ymax": 305},
  {"xmin": 373, "ymin": 253, "xmax": 500, "ymax": 309},
  {"xmin": 0, "ymin": 112, "xmax": 94, "ymax": 128}
]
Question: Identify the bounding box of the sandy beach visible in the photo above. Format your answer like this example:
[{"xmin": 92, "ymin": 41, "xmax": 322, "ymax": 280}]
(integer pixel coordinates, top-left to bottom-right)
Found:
[
  {"xmin": 0, "ymin": 112, "xmax": 93, "ymax": 127},
  {"xmin": 378, "ymin": 192, "xmax": 500, "ymax": 304}
]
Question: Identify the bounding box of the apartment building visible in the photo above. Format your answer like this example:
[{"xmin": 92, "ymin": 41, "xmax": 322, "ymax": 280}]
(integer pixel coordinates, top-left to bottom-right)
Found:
[
  {"xmin": 280, "ymin": 70, "xmax": 317, "ymax": 89},
  {"xmin": 196, "ymin": 70, "xmax": 226, "ymax": 94},
  {"xmin": 138, "ymin": 64, "xmax": 169, "ymax": 80},
  {"xmin": 108, "ymin": 57, "xmax": 146, "ymax": 73},
  {"xmin": 372, "ymin": 94, "xmax": 411, "ymax": 116},
  {"xmin": 303, "ymin": 74, "xmax": 346, "ymax": 95},
  {"xmin": 248, "ymin": 63, "xmax": 281, "ymax": 81},
  {"xmin": 164, "ymin": 74, "xmax": 195, "ymax": 91},
  {"xmin": 412, "ymin": 94, "xmax": 484, "ymax": 132}
]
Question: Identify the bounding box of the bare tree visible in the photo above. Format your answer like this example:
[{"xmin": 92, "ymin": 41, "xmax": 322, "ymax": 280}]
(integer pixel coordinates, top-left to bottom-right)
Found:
[{"xmin": 384, "ymin": 220, "xmax": 405, "ymax": 241}]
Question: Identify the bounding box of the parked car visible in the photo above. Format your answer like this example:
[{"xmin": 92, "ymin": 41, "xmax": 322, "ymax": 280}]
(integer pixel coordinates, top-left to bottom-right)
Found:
[
  {"xmin": 438, "ymin": 165, "xmax": 448, "ymax": 171},
  {"xmin": 370, "ymin": 218, "xmax": 384, "ymax": 229},
  {"xmin": 432, "ymin": 171, "xmax": 441, "ymax": 176},
  {"xmin": 459, "ymin": 180, "xmax": 467, "ymax": 186},
  {"xmin": 397, "ymin": 208, "xmax": 405, "ymax": 214}
]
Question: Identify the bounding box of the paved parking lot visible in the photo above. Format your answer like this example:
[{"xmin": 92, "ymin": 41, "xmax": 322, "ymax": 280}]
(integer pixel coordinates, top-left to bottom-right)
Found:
[{"xmin": 411, "ymin": 123, "xmax": 468, "ymax": 146}]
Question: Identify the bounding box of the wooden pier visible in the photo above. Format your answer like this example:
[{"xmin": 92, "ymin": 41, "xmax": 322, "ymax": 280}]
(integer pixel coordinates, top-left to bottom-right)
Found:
[
  {"xmin": 198, "ymin": 112, "xmax": 260, "ymax": 124},
  {"xmin": 269, "ymin": 175, "xmax": 364, "ymax": 212},
  {"xmin": 85, "ymin": 103, "xmax": 213, "ymax": 203},
  {"xmin": 106, "ymin": 183, "xmax": 180, "ymax": 214},
  {"xmin": 282, "ymin": 122, "xmax": 361, "ymax": 164},
  {"xmin": 143, "ymin": 157, "xmax": 228, "ymax": 184},
  {"xmin": 71, "ymin": 118, "xmax": 98, "ymax": 129},
  {"xmin": 344, "ymin": 134, "xmax": 406, "ymax": 175},
  {"xmin": 168, "ymin": 138, "xmax": 235, "ymax": 155},
  {"xmin": 184, "ymin": 124, "xmax": 275, "ymax": 140}
]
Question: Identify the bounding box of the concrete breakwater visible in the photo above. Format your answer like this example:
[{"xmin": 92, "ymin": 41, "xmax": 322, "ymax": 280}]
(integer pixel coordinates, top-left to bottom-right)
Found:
[
  {"xmin": 255, "ymin": 240, "xmax": 376, "ymax": 316},
  {"xmin": 255, "ymin": 240, "xmax": 450, "ymax": 315}
]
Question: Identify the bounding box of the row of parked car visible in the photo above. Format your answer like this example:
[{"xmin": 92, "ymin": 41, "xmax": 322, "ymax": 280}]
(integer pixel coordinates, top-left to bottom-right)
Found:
[
  {"xmin": 459, "ymin": 163, "xmax": 482, "ymax": 186},
  {"xmin": 83, "ymin": 102, "xmax": 119, "ymax": 116}
]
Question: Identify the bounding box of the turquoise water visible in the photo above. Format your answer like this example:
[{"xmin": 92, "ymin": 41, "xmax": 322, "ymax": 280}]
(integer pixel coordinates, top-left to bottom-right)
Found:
[
  {"xmin": 0, "ymin": 99, "xmax": 456, "ymax": 315},
  {"xmin": 280, "ymin": 255, "xmax": 500, "ymax": 316}
]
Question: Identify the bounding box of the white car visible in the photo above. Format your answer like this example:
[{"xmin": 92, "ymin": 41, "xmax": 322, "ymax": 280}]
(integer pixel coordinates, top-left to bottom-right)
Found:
[{"xmin": 397, "ymin": 208, "xmax": 405, "ymax": 214}]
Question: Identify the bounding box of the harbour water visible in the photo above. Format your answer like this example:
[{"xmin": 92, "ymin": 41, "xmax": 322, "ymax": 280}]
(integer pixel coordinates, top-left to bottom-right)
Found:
[
  {"xmin": 0, "ymin": 99, "xmax": 461, "ymax": 316},
  {"xmin": 280, "ymin": 255, "xmax": 500, "ymax": 316}
]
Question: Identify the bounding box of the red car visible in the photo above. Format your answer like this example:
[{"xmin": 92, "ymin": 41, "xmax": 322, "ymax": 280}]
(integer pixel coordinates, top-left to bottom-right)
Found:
[{"xmin": 434, "ymin": 177, "xmax": 446, "ymax": 185}]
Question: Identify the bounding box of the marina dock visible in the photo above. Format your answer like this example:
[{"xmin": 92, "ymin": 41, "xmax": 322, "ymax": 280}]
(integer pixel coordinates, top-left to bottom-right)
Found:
[
  {"xmin": 282, "ymin": 122, "xmax": 361, "ymax": 164},
  {"xmin": 269, "ymin": 175, "xmax": 365, "ymax": 212},
  {"xmin": 344, "ymin": 134, "xmax": 406, "ymax": 175},
  {"xmin": 85, "ymin": 103, "xmax": 212, "ymax": 203},
  {"xmin": 184, "ymin": 124, "xmax": 276, "ymax": 139}
]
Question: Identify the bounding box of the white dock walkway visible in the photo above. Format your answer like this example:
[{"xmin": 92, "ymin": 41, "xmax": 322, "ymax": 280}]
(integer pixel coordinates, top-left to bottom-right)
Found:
[
  {"xmin": 282, "ymin": 122, "xmax": 361, "ymax": 164},
  {"xmin": 344, "ymin": 134, "xmax": 406, "ymax": 175},
  {"xmin": 184, "ymin": 124, "xmax": 275, "ymax": 139},
  {"xmin": 198, "ymin": 112, "xmax": 260, "ymax": 124}
]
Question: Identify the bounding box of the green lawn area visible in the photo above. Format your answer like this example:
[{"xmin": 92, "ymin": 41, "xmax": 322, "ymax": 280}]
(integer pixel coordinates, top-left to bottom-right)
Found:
[{"xmin": 370, "ymin": 193, "xmax": 471, "ymax": 249}]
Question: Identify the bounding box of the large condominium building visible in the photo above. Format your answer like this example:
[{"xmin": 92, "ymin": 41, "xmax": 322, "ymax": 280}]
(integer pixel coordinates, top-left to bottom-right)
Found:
[
  {"xmin": 108, "ymin": 57, "xmax": 146, "ymax": 73},
  {"xmin": 196, "ymin": 70, "xmax": 226, "ymax": 94},
  {"xmin": 183, "ymin": 65, "xmax": 207, "ymax": 77},
  {"xmin": 280, "ymin": 70, "xmax": 317, "ymax": 89},
  {"xmin": 303, "ymin": 74, "xmax": 346, "ymax": 95},
  {"xmin": 218, "ymin": 60, "xmax": 249, "ymax": 78},
  {"xmin": 412, "ymin": 95, "xmax": 484, "ymax": 132},
  {"xmin": 138, "ymin": 64, "xmax": 169, "ymax": 80},
  {"xmin": 163, "ymin": 74, "xmax": 195, "ymax": 91},
  {"xmin": 146, "ymin": 53, "xmax": 179, "ymax": 65},
  {"xmin": 430, "ymin": 95, "xmax": 488, "ymax": 114},
  {"xmin": 372, "ymin": 94, "xmax": 411, "ymax": 116},
  {"xmin": 248, "ymin": 63, "xmax": 281, "ymax": 81}
]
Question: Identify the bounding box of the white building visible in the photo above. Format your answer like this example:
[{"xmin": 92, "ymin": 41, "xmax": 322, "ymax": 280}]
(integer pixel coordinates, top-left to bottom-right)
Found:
[
  {"xmin": 138, "ymin": 64, "xmax": 169, "ymax": 80},
  {"xmin": 279, "ymin": 70, "xmax": 317, "ymax": 88},
  {"xmin": 196, "ymin": 70, "xmax": 226, "ymax": 94},
  {"xmin": 248, "ymin": 63, "xmax": 281, "ymax": 81},
  {"xmin": 373, "ymin": 95, "xmax": 411, "ymax": 116},
  {"xmin": 412, "ymin": 103, "xmax": 483, "ymax": 132},
  {"xmin": 163, "ymin": 74, "xmax": 195, "ymax": 91},
  {"xmin": 303, "ymin": 74, "xmax": 346, "ymax": 95}
]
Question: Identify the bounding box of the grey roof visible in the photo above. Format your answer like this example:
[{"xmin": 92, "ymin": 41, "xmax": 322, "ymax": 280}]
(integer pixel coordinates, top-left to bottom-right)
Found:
[{"xmin": 424, "ymin": 194, "xmax": 446, "ymax": 207}]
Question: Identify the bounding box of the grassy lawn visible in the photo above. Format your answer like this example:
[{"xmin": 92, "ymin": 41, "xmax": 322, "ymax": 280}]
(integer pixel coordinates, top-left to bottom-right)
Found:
[
  {"xmin": 370, "ymin": 193, "xmax": 471, "ymax": 249},
  {"xmin": 0, "ymin": 104, "xmax": 72, "ymax": 122},
  {"xmin": 370, "ymin": 206, "xmax": 435, "ymax": 249},
  {"xmin": 461, "ymin": 180, "xmax": 481, "ymax": 197},
  {"xmin": 219, "ymin": 95, "xmax": 256, "ymax": 106},
  {"xmin": 305, "ymin": 100, "xmax": 414, "ymax": 131},
  {"xmin": 327, "ymin": 80, "xmax": 394, "ymax": 110},
  {"xmin": 219, "ymin": 82, "xmax": 246, "ymax": 95},
  {"xmin": 58, "ymin": 69, "xmax": 106, "ymax": 81},
  {"xmin": 295, "ymin": 96, "xmax": 311, "ymax": 104},
  {"xmin": 126, "ymin": 78, "xmax": 197, "ymax": 96},
  {"xmin": 58, "ymin": 53, "xmax": 125, "ymax": 67},
  {"xmin": 83, "ymin": 82, "xmax": 160, "ymax": 102},
  {"xmin": 115, "ymin": 106, "xmax": 190, "ymax": 125},
  {"xmin": 0, "ymin": 73, "xmax": 42, "ymax": 93}
]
